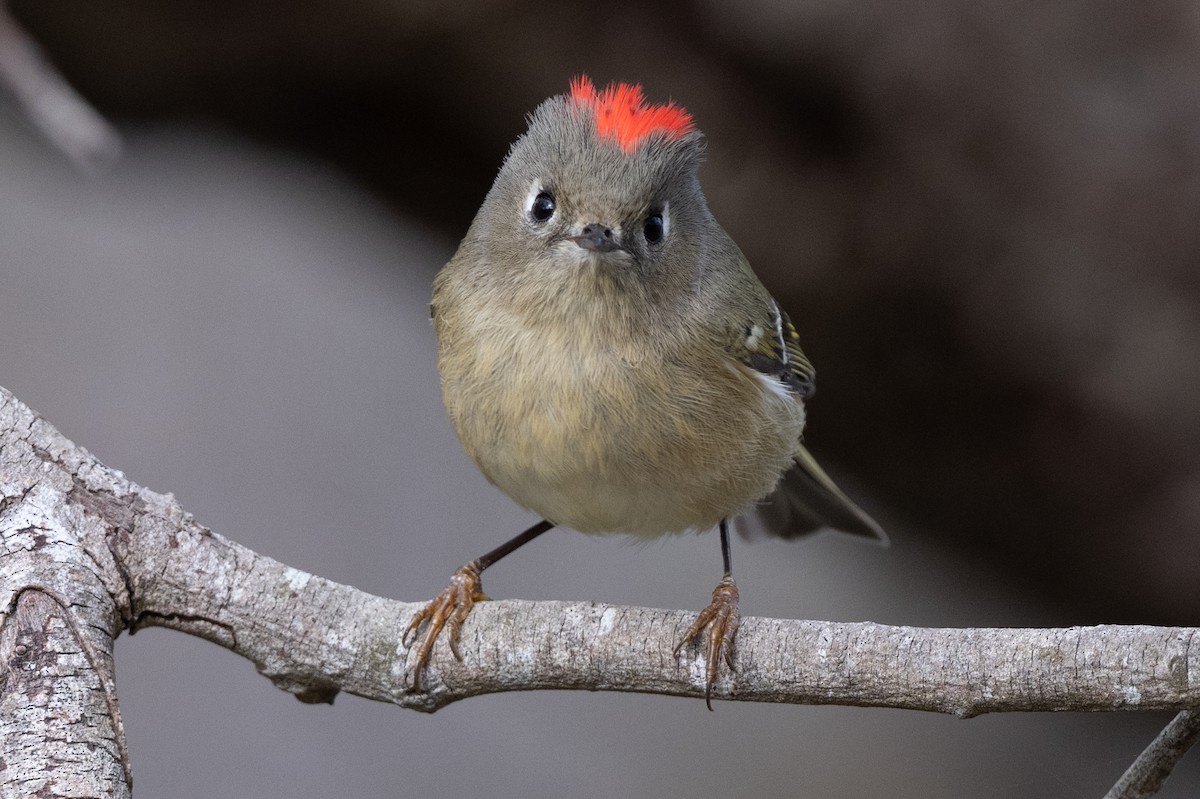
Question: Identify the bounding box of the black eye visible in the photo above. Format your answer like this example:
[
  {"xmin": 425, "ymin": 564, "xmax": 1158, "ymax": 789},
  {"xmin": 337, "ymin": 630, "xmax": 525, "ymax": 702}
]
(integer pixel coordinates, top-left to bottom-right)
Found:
[
  {"xmin": 643, "ymin": 212, "xmax": 665, "ymax": 244},
  {"xmin": 530, "ymin": 192, "xmax": 556, "ymax": 223}
]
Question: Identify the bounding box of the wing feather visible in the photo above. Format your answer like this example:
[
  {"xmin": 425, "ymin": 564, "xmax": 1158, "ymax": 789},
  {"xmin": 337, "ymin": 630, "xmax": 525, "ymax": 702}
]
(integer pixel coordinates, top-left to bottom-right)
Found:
[{"xmin": 738, "ymin": 300, "xmax": 815, "ymax": 398}]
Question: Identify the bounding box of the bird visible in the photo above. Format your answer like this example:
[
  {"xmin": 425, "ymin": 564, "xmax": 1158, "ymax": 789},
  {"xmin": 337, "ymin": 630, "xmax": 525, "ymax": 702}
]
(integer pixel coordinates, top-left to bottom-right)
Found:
[{"xmin": 404, "ymin": 76, "xmax": 885, "ymax": 707}]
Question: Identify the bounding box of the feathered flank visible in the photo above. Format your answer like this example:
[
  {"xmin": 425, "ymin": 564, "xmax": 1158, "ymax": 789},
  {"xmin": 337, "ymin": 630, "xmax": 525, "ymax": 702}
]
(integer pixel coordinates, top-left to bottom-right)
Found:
[{"xmin": 569, "ymin": 76, "xmax": 696, "ymax": 152}]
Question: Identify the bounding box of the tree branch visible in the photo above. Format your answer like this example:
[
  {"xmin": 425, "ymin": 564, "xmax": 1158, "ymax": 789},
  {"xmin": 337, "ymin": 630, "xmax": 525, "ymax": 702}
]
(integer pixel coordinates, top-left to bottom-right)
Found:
[{"xmin": 1, "ymin": 383, "xmax": 1198, "ymax": 795}]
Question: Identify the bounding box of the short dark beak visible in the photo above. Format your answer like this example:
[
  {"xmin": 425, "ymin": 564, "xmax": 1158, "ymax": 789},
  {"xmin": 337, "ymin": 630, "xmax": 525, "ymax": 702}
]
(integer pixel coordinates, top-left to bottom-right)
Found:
[{"xmin": 572, "ymin": 223, "xmax": 620, "ymax": 253}]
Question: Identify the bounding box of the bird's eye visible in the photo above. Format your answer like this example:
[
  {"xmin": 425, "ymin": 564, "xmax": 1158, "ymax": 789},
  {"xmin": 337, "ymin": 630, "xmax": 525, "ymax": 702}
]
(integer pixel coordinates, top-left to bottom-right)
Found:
[
  {"xmin": 530, "ymin": 192, "xmax": 556, "ymax": 223},
  {"xmin": 643, "ymin": 211, "xmax": 665, "ymax": 244}
]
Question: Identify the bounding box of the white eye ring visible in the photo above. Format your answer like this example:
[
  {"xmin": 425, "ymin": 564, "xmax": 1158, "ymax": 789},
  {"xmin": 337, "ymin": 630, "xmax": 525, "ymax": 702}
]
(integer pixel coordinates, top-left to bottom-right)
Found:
[
  {"xmin": 524, "ymin": 181, "xmax": 556, "ymax": 224},
  {"xmin": 643, "ymin": 201, "xmax": 669, "ymax": 245}
]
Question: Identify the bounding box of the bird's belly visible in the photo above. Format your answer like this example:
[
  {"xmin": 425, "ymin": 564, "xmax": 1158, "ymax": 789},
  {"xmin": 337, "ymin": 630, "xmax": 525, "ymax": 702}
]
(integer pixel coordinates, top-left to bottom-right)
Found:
[{"xmin": 442, "ymin": 341, "xmax": 805, "ymax": 537}]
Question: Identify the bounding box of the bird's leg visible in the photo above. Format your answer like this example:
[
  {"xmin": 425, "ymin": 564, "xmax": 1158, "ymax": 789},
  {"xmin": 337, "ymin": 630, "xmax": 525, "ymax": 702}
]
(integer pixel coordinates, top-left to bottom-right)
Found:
[
  {"xmin": 673, "ymin": 519, "xmax": 740, "ymax": 710},
  {"xmin": 403, "ymin": 519, "xmax": 554, "ymax": 691}
]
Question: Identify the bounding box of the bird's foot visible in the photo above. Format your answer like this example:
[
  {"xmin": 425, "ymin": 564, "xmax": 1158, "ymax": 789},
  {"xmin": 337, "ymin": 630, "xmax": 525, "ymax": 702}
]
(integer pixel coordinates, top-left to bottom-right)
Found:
[
  {"xmin": 673, "ymin": 574, "xmax": 740, "ymax": 710},
  {"xmin": 402, "ymin": 561, "xmax": 488, "ymax": 691}
]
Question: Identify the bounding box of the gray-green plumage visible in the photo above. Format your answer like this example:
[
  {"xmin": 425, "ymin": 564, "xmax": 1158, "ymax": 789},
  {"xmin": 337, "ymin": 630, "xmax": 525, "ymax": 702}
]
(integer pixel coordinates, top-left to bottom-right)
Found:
[{"xmin": 433, "ymin": 86, "xmax": 883, "ymax": 544}]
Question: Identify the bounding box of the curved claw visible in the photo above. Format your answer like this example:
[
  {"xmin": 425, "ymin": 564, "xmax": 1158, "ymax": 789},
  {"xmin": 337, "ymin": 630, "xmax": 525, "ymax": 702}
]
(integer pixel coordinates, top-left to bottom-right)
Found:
[
  {"xmin": 673, "ymin": 575, "xmax": 740, "ymax": 711},
  {"xmin": 404, "ymin": 562, "xmax": 487, "ymax": 691}
]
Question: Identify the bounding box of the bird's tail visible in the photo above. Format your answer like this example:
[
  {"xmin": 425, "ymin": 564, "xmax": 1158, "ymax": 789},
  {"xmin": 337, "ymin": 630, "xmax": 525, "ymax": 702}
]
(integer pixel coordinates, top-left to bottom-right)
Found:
[{"xmin": 732, "ymin": 445, "xmax": 887, "ymax": 543}]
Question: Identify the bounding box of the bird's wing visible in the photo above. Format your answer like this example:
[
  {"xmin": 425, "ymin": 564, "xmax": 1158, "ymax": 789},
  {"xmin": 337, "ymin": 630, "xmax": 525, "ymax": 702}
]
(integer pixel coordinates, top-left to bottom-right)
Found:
[
  {"xmin": 724, "ymin": 294, "xmax": 887, "ymax": 543},
  {"xmin": 735, "ymin": 299, "xmax": 816, "ymax": 399}
]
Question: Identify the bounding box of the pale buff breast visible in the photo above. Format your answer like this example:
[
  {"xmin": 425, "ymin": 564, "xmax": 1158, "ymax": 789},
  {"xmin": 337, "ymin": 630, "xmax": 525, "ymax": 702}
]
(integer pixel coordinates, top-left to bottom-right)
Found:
[{"xmin": 437, "ymin": 304, "xmax": 807, "ymax": 536}]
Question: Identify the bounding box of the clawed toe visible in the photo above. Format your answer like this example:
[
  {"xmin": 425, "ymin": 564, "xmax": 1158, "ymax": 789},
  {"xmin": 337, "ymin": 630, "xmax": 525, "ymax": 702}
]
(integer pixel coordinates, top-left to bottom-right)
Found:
[
  {"xmin": 673, "ymin": 575, "xmax": 740, "ymax": 710},
  {"xmin": 404, "ymin": 562, "xmax": 485, "ymax": 691}
]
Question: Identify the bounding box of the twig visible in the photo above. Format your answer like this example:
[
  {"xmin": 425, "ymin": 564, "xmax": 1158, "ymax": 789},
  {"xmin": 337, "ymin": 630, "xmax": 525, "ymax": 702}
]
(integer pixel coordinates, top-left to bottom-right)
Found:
[
  {"xmin": 0, "ymin": 2, "xmax": 121, "ymax": 171},
  {"xmin": 1105, "ymin": 708, "xmax": 1200, "ymax": 799}
]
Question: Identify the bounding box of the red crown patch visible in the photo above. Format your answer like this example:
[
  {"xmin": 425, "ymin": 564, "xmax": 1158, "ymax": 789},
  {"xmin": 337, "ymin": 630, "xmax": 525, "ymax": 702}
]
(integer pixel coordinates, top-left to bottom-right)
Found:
[{"xmin": 569, "ymin": 76, "xmax": 695, "ymax": 152}]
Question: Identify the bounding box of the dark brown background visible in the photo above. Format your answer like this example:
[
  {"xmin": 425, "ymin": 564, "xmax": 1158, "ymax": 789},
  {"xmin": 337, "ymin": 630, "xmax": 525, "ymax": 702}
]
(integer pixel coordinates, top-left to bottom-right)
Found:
[{"xmin": 2, "ymin": 1, "xmax": 1198, "ymax": 795}]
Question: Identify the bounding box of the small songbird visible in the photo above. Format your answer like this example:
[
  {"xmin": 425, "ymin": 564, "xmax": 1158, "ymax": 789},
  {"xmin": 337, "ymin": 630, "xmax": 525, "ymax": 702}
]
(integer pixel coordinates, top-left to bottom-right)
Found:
[{"xmin": 406, "ymin": 77, "xmax": 885, "ymax": 706}]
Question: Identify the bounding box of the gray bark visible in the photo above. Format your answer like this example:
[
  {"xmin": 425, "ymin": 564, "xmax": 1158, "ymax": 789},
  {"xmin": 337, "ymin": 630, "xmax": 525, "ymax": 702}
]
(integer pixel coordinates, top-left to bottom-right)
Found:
[
  {"xmin": 1, "ymin": 383, "xmax": 1198, "ymax": 796},
  {"xmin": 0, "ymin": 397, "xmax": 130, "ymax": 797}
]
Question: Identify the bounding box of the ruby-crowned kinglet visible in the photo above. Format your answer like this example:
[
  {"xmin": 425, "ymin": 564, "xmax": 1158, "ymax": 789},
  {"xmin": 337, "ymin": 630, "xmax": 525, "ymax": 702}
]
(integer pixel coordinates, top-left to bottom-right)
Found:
[{"xmin": 405, "ymin": 77, "xmax": 885, "ymax": 706}]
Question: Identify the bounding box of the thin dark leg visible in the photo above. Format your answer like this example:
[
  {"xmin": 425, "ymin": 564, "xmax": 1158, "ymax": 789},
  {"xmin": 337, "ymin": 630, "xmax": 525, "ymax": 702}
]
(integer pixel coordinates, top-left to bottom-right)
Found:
[
  {"xmin": 475, "ymin": 519, "xmax": 554, "ymax": 571},
  {"xmin": 718, "ymin": 519, "xmax": 733, "ymax": 577},
  {"xmin": 675, "ymin": 519, "xmax": 741, "ymax": 710}
]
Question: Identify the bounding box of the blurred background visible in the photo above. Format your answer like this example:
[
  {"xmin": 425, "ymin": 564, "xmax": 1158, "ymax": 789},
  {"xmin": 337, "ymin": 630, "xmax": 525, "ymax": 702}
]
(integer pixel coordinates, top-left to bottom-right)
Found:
[{"xmin": 1, "ymin": 0, "xmax": 1198, "ymax": 795}]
